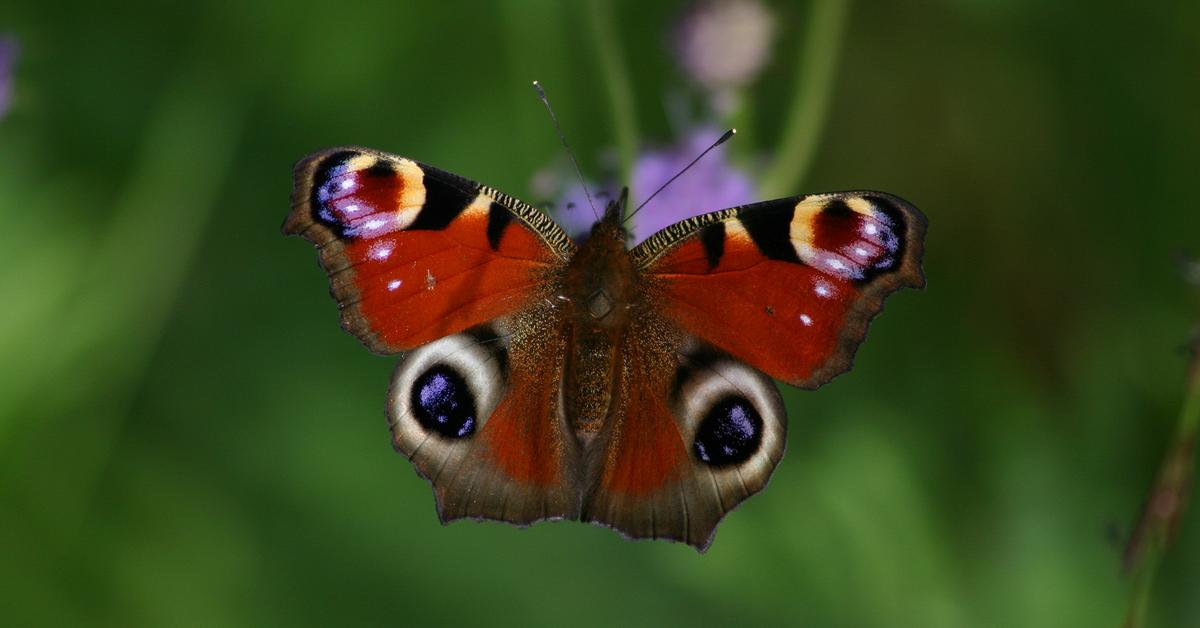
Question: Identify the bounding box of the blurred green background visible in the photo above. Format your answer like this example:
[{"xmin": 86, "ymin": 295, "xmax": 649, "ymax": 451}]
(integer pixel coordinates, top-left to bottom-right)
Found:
[{"xmin": 2, "ymin": 1, "xmax": 1198, "ymax": 626}]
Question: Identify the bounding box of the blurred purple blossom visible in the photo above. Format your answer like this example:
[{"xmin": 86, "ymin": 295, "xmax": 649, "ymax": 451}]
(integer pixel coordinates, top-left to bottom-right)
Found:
[
  {"xmin": 542, "ymin": 128, "xmax": 753, "ymax": 246},
  {"xmin": 0, "ymin": 36, "xmax": 16, "ymax": 118},
  {"xmin": 629, "ymin": 127, "xmax": 755, "ymax": 242},
  {"xmin": 537, "ymin": 1, "xmax": 773, "ymax": 245},
  {"xmin": 532, "ymin": 162, "xmax": 613, "ymax": 240},
  {"xmin": 539, "ymin": 127, "xmax": 755, "ymax": 244},
  {"xmin": 674, "ymin": 0, "xmax": 775, "ymax": 98},
  {"xmin": 555, "ymin": 180, "xmax": 612, "ymax": 240}
]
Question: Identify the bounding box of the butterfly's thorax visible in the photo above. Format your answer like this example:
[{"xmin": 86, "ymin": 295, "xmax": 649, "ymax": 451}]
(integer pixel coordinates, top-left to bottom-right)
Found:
[{"xmin": 559, "ymin": 208, "xmax": 639, "ymax": 442}]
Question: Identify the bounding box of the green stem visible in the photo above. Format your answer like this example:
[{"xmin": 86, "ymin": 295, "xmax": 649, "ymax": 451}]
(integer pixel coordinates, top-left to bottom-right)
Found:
[
  {"xmin": 725, "ymin": 91, "xmax": 756, "ymax": 167},
  {"xmin": 586, "ymin": 0, "xmax": 637, "ymax": 202},
  {"xmin": 1123, "ymin": 338, "xmax": 1200, "ymax": 627},
  {"xmin": 1124, "ymin": 550, "xmax": 1160, "ymax": 628},
  {"xmin": 760, "ymin": 0, "xmax": 852, "ymax": 198},
  {"xmin": 1178, "ymin": 360, "xmax": 1200, "ymax": 438}
]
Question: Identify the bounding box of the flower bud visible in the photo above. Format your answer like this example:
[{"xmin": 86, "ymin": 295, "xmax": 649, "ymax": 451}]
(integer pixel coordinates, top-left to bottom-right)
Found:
[{"xmin": 674, "ymin": 0, "xmax": 775, "ymax": 92}]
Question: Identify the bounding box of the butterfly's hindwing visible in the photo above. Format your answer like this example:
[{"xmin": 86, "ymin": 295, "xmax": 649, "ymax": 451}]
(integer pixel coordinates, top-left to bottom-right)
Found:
[
  {"xmin": 388, "ymin": 320, "xmax": 581, "ymax": 525},
  {"xmin": 580, "ymin": 327, "xmax": 786, "ymax": 550}
]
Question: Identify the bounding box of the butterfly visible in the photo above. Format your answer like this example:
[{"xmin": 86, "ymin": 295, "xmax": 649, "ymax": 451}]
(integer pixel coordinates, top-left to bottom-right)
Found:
[{"xmin": 284, "ymin": 146, "xmax": 926, "ymax": 551}]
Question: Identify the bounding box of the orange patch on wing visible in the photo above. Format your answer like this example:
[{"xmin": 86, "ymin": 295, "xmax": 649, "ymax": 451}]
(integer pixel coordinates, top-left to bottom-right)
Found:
[
  {"xmin": 480, "ymin": 359, "xmax": 565, "ymax": 487},
  {"xmin": 601, "ymin": 363, "xmax": 689, "ymax": 496},
  {"xmin": 650, "ymin": 237, "xmax": 853, "ymax": 385},
  {"xmin": 350, "ymin": 211, "xmax": 557, "ymax": 349}
]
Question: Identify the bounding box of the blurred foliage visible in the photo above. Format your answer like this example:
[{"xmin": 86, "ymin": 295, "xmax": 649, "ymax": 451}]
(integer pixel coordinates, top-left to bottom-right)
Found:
[{"xmin": 1, "ymin": 0, "xmax": 1198, "ymax": 626}]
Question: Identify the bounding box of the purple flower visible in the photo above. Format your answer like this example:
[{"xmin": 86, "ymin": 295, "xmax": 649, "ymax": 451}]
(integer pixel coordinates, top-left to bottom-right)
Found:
[
  {"xmin": 0, "ymin": 36, "xmax": 16, "ymax": 119},
  {"xmin": 629, "ymin": 127, "xmax": 755, "ymax": 242},
  {"xmin": 556, "ymin": 180, "xmax": 612, "ymax": 239},
  {"xmin": 674, "ymin": 0, "xmax": 775, "ymax": 93},
  {"xmin": 537, "ymin": 127, "xmax": 755, "ymax": 244},
  {"xmin": 539, "ymin": 128, "xmax": 755, "ymax": 243},
  {"xmin": 532, "ymin": 164, "xmax": 620, "ymax": 241}
]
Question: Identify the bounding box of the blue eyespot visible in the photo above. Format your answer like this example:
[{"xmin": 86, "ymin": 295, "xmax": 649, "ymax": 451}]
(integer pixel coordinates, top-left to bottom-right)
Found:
[
  {"xmin": 411, "ymin": 365, "xmax": 476, "ymax": 439},
  {"xmin": 693, "ymin": 397, "xmax": 763, "ymax": 466}
]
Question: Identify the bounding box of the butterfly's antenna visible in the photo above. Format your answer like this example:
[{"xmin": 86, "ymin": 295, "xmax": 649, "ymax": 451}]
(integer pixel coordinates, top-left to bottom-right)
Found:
[
  {"xmin": 624, "ymin": 128, "xmax": 736, "ymax": 225},
  {"xmin": 532, "ymin": 80, "xmax": 599, "ymax": 221}
]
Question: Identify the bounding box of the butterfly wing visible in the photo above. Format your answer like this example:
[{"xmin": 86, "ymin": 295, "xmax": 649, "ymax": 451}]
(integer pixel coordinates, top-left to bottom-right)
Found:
[
  {"xmin": 387, "ymin": 317, "xmax": 582, "ymax": 525},
  {"xmin": 580, "ymin": 192, "xmax": 925, "ymax": 550},
  {"xmin": 631, "ymin": 192, "xmax": 927, "ymax": 388},
  {"xmin": 284, "ymin": 147, "xmax": 574, "ymax": 353},
  {"xmin": 286, "ymin": 148, "xmax": 582, "ymax": 524},
  {"xmin": 581, "ymin": 327, "xmax": 787, "ymax": 550}
]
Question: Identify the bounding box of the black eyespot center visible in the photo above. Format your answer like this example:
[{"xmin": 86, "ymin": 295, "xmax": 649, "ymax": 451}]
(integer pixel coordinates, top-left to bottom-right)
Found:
[
  {"xmin": 693, "ymin": 396, "xmax": 764, "ymax": 466},
  {"xmin": 411, "ymin": 365, "xmax": 477, "ymax": 439}
]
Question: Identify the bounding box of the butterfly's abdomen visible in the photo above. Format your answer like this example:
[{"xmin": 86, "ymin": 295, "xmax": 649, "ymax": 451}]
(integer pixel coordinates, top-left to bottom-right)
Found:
[{"xmin": 565, "ymin": 329, "xmax": 617, "ymax": 439}]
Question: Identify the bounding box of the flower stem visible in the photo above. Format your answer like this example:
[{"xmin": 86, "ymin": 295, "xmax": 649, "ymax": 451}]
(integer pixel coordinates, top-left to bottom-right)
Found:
[
  {"xmin": 1122, "ymin": 325, "xmax": 1200, "ymax": 627},
  {"xmin": 1180, "ymin": 357, "xmax": 1200, "ymax": 436},
  {"xmin": 586, "ymin": 0, "xmax": 638, "ymax": 201},
  {"xmin": 759, "ymin": 0, "xmax": 852, "ymax": 198}
]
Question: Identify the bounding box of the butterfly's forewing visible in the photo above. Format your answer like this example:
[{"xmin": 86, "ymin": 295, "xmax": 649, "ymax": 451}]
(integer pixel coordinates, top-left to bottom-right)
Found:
[
  {"xmin": 631, "ymin": 192, "xmax": 926, "ymax": 388},
  {"xmin": 286, "ymin": 148, "xmax": 582, "ymax": 524},
  {"xmin": 285, "ymin": 147, "xmax": 575, "ymax": 353}
]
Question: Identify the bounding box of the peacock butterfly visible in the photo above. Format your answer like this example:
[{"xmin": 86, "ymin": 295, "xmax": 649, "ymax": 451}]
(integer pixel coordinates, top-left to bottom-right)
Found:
[{"xmin": 283, "ymin": 141, "xmax": 926, "ymax": 551}]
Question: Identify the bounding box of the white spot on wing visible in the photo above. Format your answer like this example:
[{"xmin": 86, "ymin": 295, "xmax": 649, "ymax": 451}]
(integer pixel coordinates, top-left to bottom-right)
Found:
[
  {"xmin": 387, "ymin": 279, "xmax": 403, "ymax": 291},
  {"xmin": 369, "ymin": 242, "xmax": 393, "ymax": 261},
  {"xmin": 799, "ymin": 314, "xmax": 813, "ymax": 326},
  {"xmin": 814, "ymin": 279, "xmax": 835, "ymax": 299}
]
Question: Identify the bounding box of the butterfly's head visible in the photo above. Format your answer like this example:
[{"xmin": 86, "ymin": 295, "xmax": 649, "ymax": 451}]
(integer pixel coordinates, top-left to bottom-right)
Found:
[{"xmin": 590, "ymin": 187, "xmax": 630, "ymax": 245}]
